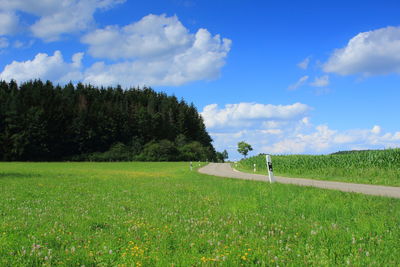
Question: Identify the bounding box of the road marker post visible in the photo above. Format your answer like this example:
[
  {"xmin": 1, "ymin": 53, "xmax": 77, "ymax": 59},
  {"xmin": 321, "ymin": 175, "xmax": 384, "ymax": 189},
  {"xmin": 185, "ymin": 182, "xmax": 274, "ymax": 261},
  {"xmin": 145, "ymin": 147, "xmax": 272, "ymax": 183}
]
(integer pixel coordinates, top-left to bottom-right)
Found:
[
  {"xmin": 190, "ymin": 161, "xmax": 193, "ymax": 171},
  {"xmin": 266, "ymin": 154, "xmax": 275, "ymax": 183},
  {"xmin": 253, "ymin": 163, "xmax": 256, "ymax": 172}
]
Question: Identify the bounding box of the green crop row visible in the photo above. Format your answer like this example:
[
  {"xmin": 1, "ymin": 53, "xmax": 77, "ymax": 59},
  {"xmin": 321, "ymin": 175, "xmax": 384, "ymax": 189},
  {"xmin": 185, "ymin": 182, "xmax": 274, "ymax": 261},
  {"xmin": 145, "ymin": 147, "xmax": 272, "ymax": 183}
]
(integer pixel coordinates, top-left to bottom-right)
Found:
[{"xmin": 236, "ymin": 149, "xmax": 400, "ymax": 186}]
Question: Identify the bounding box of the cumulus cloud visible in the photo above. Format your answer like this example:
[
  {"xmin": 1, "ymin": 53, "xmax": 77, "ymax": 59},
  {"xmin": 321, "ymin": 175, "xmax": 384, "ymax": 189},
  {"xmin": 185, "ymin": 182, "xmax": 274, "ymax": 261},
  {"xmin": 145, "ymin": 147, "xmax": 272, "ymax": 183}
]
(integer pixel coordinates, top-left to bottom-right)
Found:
[
  {"xmin": 0, "ymin": 14, "xmax": 231, "ymax": 87},
  {"xmin": 310, "ymin": 75, "xmax": 329, "ymax": 87},
  {"xmin": 371, "ymin": 125, "xmax": 381, "ymax": 134},
  {"xmin": 201, "ymin": 101, "xmax": 400, "ymax": 159},
  {"xmin": 201, "ymin": 102, "xmax": 311, "ymax": 129},
  {"xmin": 0, "ymin": 11, "xmax": 19, "ymax": 35},
  {"xmin": 0, "ymin": 50, "xmax": 84, "ymax": 83},
  {"xmin": 81, "ymin": 14, "xmax": 231, "ymax": 86},
  {"xmin": 13, "ymin": 39, "xmax": 34, "ymax": 49},
  {"xmin": 0, "ymin": 37, "xmax": 9, "ymax": 48},
  {"xmin": 323, "ymin": 26, "xmax": 400, "ymax": 75},
  {"xmin": 288, "ymin": 75, "xmax": 309, "ymax": 90},
  {"xmin": 0, "ymin": 0, "xmax": 125, "ymax": 41},
  {"xmin": 264, "ymin": 125, "xmax": 336, "ymax": 154},
  {"xmin": 82, "ymin": 14, "xmax": 192, "ymax": 59},
  {"xmin": 221, "ymin": 122, "xmax": 400, "ymax": 158},
  {"xmin": 297, "ymin": 57, "xmax": 310, "ymax": 69}
]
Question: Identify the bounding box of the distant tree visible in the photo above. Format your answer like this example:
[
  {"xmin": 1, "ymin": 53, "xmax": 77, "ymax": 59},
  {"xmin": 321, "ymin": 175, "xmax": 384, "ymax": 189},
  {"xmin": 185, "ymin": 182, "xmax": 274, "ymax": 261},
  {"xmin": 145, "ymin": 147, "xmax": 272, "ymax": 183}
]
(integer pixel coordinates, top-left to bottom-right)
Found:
[
  {"xmin": 129, "ymin": 137, "xmax": 144, "ymax": 156},
  {"xmin": 237, "ymin": 141, "xmax": 253, "ymax": 158},
  {"xmin": 179, "ymin": 141, "xmax": 208, "ymax": 161},
  {"xmin": 175, "ymin": 134, "xmax": 188, "ymax": 148},
  {"xmin": 87, "ymin": 142, "xmax": 131, "ymax": 162},
  {"xmin": 216, "ymin": 152, "xmax": 224, "ymax": 162},
  {"xmin": 0, "ymin": 80, "xmax": 217, "ymax": 161},
  {"xmin": 216, "ymin": 149, "xmax": 229, "ymax": 163},
  {"xmin": 222, "ymin": 150, "xmax": 228, "ymax": 161},
  {"xmin": 138, "ymin": 140, "xmax": 178, "ymax": 161}
]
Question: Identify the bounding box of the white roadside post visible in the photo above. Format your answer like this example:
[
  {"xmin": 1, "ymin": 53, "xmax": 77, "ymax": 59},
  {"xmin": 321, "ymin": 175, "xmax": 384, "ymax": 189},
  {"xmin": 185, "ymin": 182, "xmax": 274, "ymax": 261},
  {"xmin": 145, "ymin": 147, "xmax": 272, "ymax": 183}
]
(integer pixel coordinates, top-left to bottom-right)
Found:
[
  {"xmin": 266, "ymin": 154, "xmax": 275, "ymax": 183},
  {"xmin": 253, "ymin": 163, "xmax": 256, "ymax": 173},
  {"xmin": 190, "ymin": 161, "xmax": 193, "ymax": 171}
]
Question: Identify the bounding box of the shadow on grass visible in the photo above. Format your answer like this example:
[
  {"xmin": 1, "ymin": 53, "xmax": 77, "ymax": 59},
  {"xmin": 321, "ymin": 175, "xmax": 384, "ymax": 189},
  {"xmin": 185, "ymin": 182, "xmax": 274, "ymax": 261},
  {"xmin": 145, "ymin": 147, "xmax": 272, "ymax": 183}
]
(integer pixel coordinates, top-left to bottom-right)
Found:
[{"xmin": 0, "ymin": 172, "xmax": 42, "ymax": 179}]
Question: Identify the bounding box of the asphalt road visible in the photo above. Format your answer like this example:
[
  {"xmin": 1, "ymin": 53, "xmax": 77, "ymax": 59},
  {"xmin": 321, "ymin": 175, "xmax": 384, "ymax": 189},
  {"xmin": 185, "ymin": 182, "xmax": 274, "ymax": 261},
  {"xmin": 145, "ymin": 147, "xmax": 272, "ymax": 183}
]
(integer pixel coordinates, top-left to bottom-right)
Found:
[{"xmin": 198, "ymin": 163, "xmax": 400, "ymax": 199}]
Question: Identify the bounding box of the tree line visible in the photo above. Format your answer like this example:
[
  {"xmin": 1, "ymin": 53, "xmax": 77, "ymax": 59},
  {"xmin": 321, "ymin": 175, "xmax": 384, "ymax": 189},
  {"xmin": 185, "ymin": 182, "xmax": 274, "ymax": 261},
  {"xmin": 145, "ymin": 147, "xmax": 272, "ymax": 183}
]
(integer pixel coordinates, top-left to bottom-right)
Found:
[{"xmin": 0, "ymin": 80, "xmax": 218, "ymax": 162}]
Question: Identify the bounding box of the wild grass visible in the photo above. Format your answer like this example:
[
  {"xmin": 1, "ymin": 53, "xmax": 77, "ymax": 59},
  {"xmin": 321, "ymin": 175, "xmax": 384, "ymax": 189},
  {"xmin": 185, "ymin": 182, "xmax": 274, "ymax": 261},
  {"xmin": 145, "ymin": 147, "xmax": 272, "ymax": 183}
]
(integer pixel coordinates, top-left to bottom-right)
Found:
[
  {"xmin": 236, "ymin": 149, "xmax": 400, "ymax": 186},
  {"xmin": 0, "ymin": 162, "xmax": 399, "ymax": 266}
]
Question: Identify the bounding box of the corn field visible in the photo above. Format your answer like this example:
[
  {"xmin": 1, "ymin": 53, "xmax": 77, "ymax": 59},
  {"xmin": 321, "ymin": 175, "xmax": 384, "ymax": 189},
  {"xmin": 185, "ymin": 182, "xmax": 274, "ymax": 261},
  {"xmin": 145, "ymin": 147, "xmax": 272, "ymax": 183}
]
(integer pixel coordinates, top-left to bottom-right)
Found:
[{"xmin": 236, "ymin": 149, "xmax": 400, "ymax": 186}]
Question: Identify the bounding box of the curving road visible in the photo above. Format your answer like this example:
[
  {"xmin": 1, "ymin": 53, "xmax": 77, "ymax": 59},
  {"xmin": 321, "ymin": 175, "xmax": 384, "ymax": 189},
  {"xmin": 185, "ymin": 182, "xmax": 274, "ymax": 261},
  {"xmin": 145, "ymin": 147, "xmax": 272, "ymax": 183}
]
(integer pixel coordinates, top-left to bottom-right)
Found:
[{"xmin": 198, "ymin": 163, "xmax": 400, "ymax": 199}]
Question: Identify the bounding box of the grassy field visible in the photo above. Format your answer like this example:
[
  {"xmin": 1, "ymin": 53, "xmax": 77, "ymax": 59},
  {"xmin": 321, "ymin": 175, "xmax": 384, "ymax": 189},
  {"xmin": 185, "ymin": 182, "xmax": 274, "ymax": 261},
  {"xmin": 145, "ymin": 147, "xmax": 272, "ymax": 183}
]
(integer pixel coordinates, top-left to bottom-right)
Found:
[
  {"xmin": 1, "ymin": 162, "xmax": 400, "ymax": 266},
  {"xmin": 236, "ymin": 149, "xmax": 400, "ymax": 186}
]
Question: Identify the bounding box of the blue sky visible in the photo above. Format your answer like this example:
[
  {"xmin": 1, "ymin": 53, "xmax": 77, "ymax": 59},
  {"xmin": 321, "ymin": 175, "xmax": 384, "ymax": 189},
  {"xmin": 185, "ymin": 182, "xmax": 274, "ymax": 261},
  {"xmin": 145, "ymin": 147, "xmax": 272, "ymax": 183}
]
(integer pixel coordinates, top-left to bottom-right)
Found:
[{"xmin": 1, "ymin": 0, "xmax": 400, "ymax": 160}]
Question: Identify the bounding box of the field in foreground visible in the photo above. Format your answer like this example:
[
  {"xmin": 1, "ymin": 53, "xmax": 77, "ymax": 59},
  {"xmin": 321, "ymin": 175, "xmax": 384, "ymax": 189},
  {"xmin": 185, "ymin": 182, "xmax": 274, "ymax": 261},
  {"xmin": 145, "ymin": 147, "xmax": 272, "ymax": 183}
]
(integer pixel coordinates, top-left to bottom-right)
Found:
[
  {"xmin": 1, "ymin": 162, "xmax": 400, "ymax": 266},
  {"xmin": 237, "ymin": 149, "xmax": 400, "ymax": 186}
]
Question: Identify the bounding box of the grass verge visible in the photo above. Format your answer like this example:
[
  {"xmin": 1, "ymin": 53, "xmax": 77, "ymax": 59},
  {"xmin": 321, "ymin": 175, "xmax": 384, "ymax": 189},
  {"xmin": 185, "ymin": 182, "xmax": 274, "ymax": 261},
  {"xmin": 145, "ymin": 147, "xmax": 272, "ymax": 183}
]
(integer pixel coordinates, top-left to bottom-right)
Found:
[{"xmin": 0, "ymin": 162, "xmax": 399, "ymax": 266}]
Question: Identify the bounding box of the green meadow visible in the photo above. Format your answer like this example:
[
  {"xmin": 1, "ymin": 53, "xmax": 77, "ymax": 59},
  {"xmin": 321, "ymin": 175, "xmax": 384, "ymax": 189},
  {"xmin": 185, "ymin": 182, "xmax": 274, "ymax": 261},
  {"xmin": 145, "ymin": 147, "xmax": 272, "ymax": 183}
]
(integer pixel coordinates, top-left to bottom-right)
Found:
[
  {"xmin": 237, "ymin": 149, "xmax": 400, "ymax": 186},
  {"xmin": 1, "ymin": 162, "xmax": 400, "ymax": 266}
]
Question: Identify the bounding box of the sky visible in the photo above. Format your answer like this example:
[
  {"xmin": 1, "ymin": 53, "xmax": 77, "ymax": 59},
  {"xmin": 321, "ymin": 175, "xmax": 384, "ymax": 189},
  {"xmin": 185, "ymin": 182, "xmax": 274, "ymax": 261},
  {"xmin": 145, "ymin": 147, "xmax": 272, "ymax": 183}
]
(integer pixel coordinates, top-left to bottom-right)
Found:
[{"xmin": 1, "ymin": 0, "xmax": 400, "ymax": 160}]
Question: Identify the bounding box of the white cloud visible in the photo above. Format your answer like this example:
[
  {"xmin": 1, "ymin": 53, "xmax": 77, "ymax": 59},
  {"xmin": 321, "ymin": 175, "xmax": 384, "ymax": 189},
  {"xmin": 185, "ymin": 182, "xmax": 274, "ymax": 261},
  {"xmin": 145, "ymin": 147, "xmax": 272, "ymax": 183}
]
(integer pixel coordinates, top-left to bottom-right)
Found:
[
  {"xmin": 201, "ymin": 102, "xmax": 310, "ymax": 129},
  {"xmin": 313, "ymin": 87, "xmax": 331, "ymax": 96},
  {"xmin": 223, "ymin": 122, "xmax": 400, "ymax": 158},
  {"xmin": 297, "ymin": 57, "xmax": 310, "ymax": 69},
  {"xmin": 0, "ymin": 15, "xmax": 231, "ymax": 87},
  {"xmin": 371, "ymin": 125, "xmax": 381, "ymax": 134},
  {"xmin": 333, "ymin": 134, "xmax": 358, "ymax": 144},
  {"xmin": 0, "ymin": 0, "xmax": 61, "ymax": 15},
  {"xmin": 82, "ymin": 14, "xmax": 192, "ymax": 59},
  {"xmin": 301, "ymin": 117, "xmax": 310, "ymax": 125},
  {"xmin": 0, "ymin": 50, "xmax": 84, "ymax": 83},
  {"xmin": 0, "ymin": 37, "xmax": 9, "ymax": 48},
  {"xmin": 202, "ymin": 101, "xmax": 400, "ymax": 159},
  {"xmin": 393, "ymin": 132, "xmax": 400, "ymax": 140},
  {"xmin": 0, "ymin": 11, "xmax": 19, "ymax": 35},
  {"xmin": 323, "ymin": 26, "xmax": 400, "ymax": 75},
  {"xmin": 81, "ymin": 14, "xmax": 231, "ymax": 86},
  {"xmin": 13, "ymin": 39, "xmax": 34, "ymax": 49},
  {"xmin": 310, "ymin": 75, "xmax": 329, "ymax": 87},
  {"xmin": 0, "ymin": 0, "xmax": 125, "ymax": 41},
  {"xmin": 13, "ymin": 40, "xmax": 23, "ymax": 48},
  {"xmin": 288, "ymin": 75, "xmax": 308, "ymax": 90}
]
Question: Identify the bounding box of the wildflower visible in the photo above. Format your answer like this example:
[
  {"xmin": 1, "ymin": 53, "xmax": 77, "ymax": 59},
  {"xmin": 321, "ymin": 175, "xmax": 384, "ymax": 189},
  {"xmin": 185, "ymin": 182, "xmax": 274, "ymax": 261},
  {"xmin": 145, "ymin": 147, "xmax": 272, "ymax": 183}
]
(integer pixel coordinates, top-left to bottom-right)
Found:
[{"xmin": 311, "ymin": 230, "xmax": 317, "ymax": 235}]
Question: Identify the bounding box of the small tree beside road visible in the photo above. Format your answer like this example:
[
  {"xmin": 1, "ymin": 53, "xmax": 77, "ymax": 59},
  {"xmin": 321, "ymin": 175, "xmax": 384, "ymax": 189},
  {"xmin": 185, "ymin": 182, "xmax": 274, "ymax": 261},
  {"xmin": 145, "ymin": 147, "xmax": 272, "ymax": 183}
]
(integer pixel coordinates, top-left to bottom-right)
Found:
[{"xmin": 237, "ymin": 141, "xmax": 253, "ymax": 158}]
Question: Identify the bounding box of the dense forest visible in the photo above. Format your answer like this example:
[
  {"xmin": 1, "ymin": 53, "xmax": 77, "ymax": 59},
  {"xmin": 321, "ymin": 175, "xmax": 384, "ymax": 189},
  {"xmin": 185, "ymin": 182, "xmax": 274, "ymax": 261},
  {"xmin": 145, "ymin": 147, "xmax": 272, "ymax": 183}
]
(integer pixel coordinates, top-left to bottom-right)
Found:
[{"xmin": 0, "ymin": 80, "xmax": 218, "ymax": 161}]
